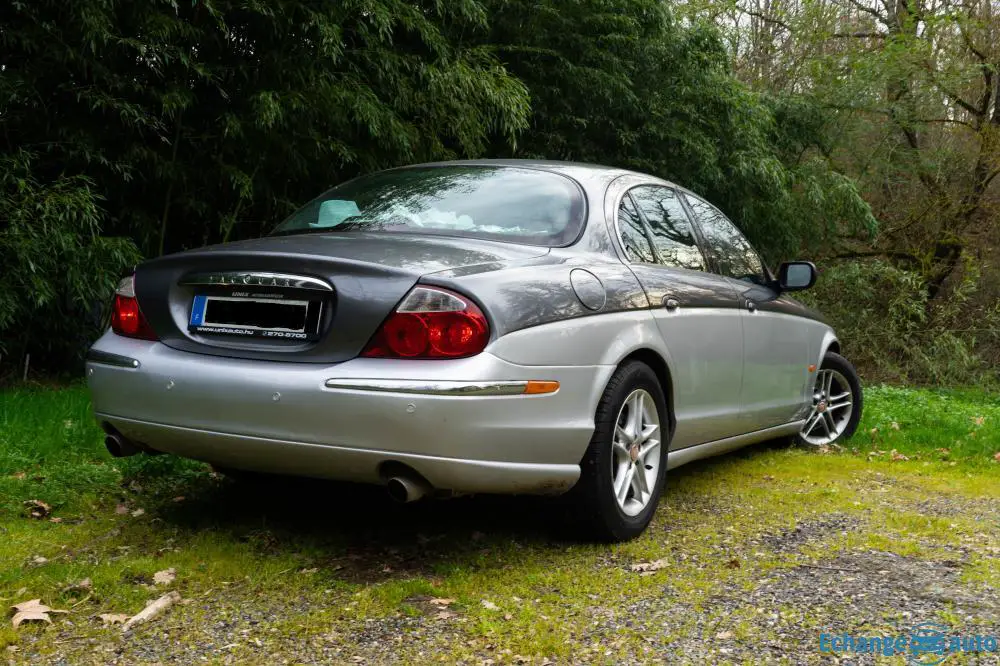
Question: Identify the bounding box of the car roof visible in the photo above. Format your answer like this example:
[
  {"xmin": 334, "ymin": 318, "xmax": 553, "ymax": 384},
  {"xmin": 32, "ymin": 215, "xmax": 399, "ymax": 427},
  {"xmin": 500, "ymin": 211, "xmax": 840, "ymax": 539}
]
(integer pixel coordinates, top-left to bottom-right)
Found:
[{"xmin": 390, "ymin": 159, "xmax": 693, "ymax": 196}]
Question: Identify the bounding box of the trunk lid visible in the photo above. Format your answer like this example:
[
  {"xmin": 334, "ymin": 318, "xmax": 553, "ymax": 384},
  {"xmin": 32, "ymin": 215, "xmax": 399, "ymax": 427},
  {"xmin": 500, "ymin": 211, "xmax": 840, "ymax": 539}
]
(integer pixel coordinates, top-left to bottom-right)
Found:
[{"xmin": 134, "ymin": 233, "xmax": 547, "ymax": 363}]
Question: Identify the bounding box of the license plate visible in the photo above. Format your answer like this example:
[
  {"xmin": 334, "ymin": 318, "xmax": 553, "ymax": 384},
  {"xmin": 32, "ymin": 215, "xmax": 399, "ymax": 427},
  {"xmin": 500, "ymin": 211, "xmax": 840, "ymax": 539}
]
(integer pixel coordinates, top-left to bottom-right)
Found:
[{"xmin": 189, "ymin": 295, "xmax": 319, "ymax": 340}]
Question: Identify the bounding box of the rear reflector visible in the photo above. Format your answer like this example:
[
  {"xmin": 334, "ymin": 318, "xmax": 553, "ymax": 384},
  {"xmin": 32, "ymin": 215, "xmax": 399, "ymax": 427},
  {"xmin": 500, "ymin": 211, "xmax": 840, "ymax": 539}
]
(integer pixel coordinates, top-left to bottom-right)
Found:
[
  {"xmin": 111, "ymin": 276, "xmax": 158, "ymax": 341},
  {"xmin": 362, "ymin": 286, "xmax": 489, "ymax": 359}
]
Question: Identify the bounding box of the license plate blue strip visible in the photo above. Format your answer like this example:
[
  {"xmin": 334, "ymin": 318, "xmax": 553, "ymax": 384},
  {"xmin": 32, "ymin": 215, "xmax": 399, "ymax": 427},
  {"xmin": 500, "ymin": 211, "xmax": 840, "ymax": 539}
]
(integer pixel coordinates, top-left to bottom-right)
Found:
[{"xmin": 189, "ymin": 295, "xmax": 208, "ymax": 327}]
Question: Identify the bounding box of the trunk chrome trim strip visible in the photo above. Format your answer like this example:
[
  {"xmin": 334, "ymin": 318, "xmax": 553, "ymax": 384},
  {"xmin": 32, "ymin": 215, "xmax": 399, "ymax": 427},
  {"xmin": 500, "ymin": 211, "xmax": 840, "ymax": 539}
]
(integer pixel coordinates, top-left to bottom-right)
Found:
[
  {"xmin": 324, "ymin": 379, "xmax": 530, "ymax": 396},
  {"xmin": 180, "ymin": 272, "xmax": 334, "ymax": 292},
  {"xmin": 86, "ymin": 349, "xmax": 141, "ymax": 369}
]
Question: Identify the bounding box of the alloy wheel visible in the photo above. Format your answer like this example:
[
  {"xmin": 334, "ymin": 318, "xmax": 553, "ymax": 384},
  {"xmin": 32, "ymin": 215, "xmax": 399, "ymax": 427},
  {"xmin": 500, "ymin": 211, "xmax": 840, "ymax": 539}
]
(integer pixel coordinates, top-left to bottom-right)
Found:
[
  {"xmin": 800, "ymin": 369, "xmax": 854, "ymax": 445},
  {"xmin": 611, "ymin": 389, "xmax": 661, "ymax": 516}
]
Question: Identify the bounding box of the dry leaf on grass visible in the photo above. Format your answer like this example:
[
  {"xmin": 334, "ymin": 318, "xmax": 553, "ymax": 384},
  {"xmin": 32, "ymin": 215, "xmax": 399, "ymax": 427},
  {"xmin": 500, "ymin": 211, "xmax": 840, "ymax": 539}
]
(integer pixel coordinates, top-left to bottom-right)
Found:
[
  {"xmin": 31, "ymin": 556, "xmax": 47, "ymax": 565},
  {"xmin": 62, "ymin": 578, "xmax": 92, "ymax": 594},
  {"xmin": 131, "ymin": 508, "xmax": 145, "ymax": 518},
  {"xmin": 629, "ymin": 559, "xmax": 668, "ymax": 573},
  {"xmin": 890, "ymin": 449, "xmax": 909, "ymax": 461},
  {"xmin": 152, "ymin": 568, "xmax": 176, "ymax": 586},
  {"xmin": 11, "ymin": 472, "xmax": 26, "ymax": 480},
  {"xmin": 972, "ymin": 416, "xmax": 986, "ymax": 426},
  {"xmin": 715, "ymin": 630, "xmax": 734, "ymax": 640},
  {"xmin": 24, "ymin": 500, "xmax": 50, "ymax": 519},
  {"xmin": 9, "ymin": 599, "xmax": 68, "ymax": 629},
  {"xmin": 434, "ymin": 611, "xmax": 456, "ymax": 620},
  {"xmin": 429, "ymin": 598, "xmax": 455, "ymax": 607},
  {"xmin": 725, "ymin": 558, "xmax": 741, "ymax": 569},
  {"xmin": 121, "ymin": 591, "xmax": 181, "ymax": 632},
  {"xmin": 98, "ymin": 613, "xmax": 129, "ymax": 626},
  {"xmin": 481, "ymin": 600, "xmax": 500, "ymax": 611},
  {"xmin": 115, "ymin": 504, "xmax": 129, "ymax": 515},
  {"xmin": 993, "ymin": 452, "xmax": 1000, "ymax": 462}
]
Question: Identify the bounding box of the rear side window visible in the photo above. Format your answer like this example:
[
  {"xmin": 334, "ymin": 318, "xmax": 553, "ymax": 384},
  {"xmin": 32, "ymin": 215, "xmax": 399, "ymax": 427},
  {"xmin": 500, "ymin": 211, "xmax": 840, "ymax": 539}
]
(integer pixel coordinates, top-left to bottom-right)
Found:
[
  {"xmin": 682, "ymin": 194, "xmax": 765, "ymax": 283},
  {"xmin": 629, "ymin": 186, "xmax": 706, "ymax": 272},
  {"xmin": 272, "ymin": 166, "xmax": 585, "ymax": 247},
  {"xmin": 616, "ymin": 196, "xmax": 656, "ymax": 263}
]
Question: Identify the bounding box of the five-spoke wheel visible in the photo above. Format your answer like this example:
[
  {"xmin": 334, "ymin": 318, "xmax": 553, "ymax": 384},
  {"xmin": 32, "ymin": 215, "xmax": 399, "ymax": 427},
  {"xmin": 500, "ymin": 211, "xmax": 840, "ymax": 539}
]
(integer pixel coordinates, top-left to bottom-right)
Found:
[
  {"xmin": 611, "ymin": 389, "xmax": 661, "ymax": 516},
  {"xmin": 798, "ymin": 352, "xmax": 862, "ymax": 447},
  {"xmin": 572, "ymin": 360, "xmax": 668, "ymax": 542}
]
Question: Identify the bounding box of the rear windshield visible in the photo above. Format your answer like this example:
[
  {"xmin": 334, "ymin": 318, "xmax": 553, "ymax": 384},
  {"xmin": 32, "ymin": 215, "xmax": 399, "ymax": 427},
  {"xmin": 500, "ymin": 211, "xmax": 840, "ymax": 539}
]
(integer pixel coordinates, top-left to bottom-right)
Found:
[{"xmin": 271, "ymin": 165, "xmax": 585, "ymax": 246}]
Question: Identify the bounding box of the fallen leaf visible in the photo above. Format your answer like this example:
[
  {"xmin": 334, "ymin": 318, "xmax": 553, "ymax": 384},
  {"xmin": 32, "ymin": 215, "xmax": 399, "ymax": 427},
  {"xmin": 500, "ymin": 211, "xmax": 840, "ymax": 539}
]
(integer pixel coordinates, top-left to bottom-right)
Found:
[
  {"xmin": 481, "ymin": 600, "xmax": 500, "ymax": 611},
  {"xmin": 63, "ymin": 578, "xmax": 92, "ymax": 593},
  {"xmin": 936, "ymin": 448, "xmax": 950, "ymax": 455},
  {"xmin": 115, "ymin": 504, "xmax": 129, "ymax": 515},
  {"xmin": 715, "ymin": 630, "xmax": 734, "ymax": 640},
  {"xmin": 890, "ymin": 449, "xmax": 909, "ymax": 461},
  {"xmin": 31, "ymin": 556, "xmax": 47, "ymax": 565},
  {"xmin": 972, "ymin": 416, "xmax": 985, "ymax": 426},
  {"xmin": 299, "ymin": 568, "xmax": 318, "ymax": 574},
  {"xmin": 629, "ymin": 559, "xmax": 668, "ymax": 573},
  {"xmin": 12, "ymin": 611, "xmax": 50, "ymax": 628},
  {"xmin": 9, "ymin": 599, "xmax": 67, "ymax": 629},
  {"xmin": 503, "ymin": 613, "xmax": 513, "ymax": 620},
  {"xmin": 98, "ymin": 613, "xmax": 129, "ymax": 626},
  {"xmin": 24, "ymin": 500, "xmax": 51, "ymax": 519},
  {"xmin": 429, "ymin": 598, "xmax": 455, "ymax": 607},
  {"xmin": 434, "ymin": 611, "xmax": 456, "ymax": 620},
  {"xmin": 121, "ymin": 591, "xmax": 181, "ymax": 631},
  {"xmin": 725, "ymin": 558, "xmax": 741, "ymax": 569},
  {"xmin": 890, "ymin": 422, "xmax": 900, "ymax": 430},
  {"xmin": 152, "ymin": 568, "xmax": 176, "ymax": 586},
  {"xmin": 11, "ymin": 472, "xmax": 26, "ymax": 480},
  {"xmin": 172, "ymin": 496, "xmax": 185, "ymax": 503},
  {"xmin": 994, "ymin": 452, "xmax": 1000, "ymax": 462},
  {"xmin": 49, "ymin": 517, "xmax": 63, "ymax": 524},
  {"xmin": 131, "ymin": 508, "xmax": 145, "ymax": 518}
]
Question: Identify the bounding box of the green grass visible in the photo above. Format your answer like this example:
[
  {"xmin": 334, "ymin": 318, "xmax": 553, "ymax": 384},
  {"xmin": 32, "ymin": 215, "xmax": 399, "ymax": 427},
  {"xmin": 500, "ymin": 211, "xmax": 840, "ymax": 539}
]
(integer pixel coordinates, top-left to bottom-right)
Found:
[{"xmin": 0, "ymin": 384, "xmax": 997, "ymax": 664}]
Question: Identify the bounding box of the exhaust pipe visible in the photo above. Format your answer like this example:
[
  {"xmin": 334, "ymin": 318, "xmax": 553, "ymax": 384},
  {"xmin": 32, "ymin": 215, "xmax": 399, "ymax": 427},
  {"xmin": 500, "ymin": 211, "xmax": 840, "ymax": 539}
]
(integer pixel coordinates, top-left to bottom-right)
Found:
[
  {"xmin": 386, "ymin": 474, "xmax": 432, "ymax": 503},
  {"xmin": 104, "ymin": 433, "xmax": 139, "ymax": 458}
]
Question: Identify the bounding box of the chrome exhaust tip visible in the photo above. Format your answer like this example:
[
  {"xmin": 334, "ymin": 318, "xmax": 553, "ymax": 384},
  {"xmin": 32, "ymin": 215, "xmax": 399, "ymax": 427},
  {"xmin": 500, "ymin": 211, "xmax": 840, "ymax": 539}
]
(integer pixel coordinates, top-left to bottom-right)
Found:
[
  {"xmin": 386, "ymin": 475, "xmax": 432, "ymax": 503},
  {"xmin": 104, "ymin": 433, "xmax": 139, "ymax": 458}
]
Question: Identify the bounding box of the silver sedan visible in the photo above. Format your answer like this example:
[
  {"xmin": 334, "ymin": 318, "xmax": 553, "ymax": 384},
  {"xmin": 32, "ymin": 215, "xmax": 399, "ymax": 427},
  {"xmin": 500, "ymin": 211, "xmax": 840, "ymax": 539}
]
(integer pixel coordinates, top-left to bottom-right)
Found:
[{"xmin": 86, "ymin": 160, "xmax": 862, "ymax": 541}]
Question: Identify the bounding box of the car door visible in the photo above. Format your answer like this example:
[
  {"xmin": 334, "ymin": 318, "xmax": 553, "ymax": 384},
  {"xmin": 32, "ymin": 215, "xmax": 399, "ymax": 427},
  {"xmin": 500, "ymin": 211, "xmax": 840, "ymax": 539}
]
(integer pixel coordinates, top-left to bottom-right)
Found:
[
  {"xmin": 613, "ymin": 182, "xmax": 745, "ymax": 448},
  {"xmin": 681, "ymin": 192, "xmax": 812, "ymax": 432}
]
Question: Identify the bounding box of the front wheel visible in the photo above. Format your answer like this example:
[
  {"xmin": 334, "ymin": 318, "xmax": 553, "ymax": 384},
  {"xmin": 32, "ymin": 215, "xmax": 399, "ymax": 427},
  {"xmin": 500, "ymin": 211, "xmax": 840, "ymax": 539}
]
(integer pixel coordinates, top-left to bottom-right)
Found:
[
  {"xmin": 570, "ymin": 360, "xmax": 668, "ymax": 542},
  {"xmin": 797, "ymin": 352, "xmax": 863, "ymax": 446}
]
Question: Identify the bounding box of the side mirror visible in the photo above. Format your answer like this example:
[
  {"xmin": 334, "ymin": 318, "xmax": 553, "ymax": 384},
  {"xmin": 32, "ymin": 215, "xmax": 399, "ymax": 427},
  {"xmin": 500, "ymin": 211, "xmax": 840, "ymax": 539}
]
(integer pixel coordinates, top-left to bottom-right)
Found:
[{"xmin": 778, "ymin": 261, "xmax": 817, "ymax": 292}]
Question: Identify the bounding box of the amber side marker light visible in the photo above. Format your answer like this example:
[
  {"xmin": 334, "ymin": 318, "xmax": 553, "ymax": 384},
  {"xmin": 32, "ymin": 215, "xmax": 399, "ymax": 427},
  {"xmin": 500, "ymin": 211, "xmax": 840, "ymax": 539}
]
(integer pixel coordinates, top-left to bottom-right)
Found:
[
  {"xmin": 524, "ymin": 380, "xmax": 560, "ymax": 395},
  {"xmin": 808, "ymin": 364, "xmax": 817, "ymax": 373}
]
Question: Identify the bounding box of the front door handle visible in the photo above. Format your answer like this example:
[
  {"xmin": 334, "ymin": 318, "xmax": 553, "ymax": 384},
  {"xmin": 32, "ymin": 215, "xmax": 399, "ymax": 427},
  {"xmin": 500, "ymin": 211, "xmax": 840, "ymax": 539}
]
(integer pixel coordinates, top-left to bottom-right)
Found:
[
  {"xmin": 663, "ymin": 297, "xmax": 680, "ymax": 310},
  {"xmin": 746, "ymin": 299, "xmax": 757, "ymax": 312}
]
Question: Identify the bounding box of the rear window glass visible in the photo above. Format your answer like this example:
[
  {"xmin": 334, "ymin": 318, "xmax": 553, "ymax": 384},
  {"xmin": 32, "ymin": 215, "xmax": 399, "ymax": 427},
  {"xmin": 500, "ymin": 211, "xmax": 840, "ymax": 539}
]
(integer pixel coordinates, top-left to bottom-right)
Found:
[{"xmin": 271, "ymin": 166, "xmax": 585, "ymax": 246}]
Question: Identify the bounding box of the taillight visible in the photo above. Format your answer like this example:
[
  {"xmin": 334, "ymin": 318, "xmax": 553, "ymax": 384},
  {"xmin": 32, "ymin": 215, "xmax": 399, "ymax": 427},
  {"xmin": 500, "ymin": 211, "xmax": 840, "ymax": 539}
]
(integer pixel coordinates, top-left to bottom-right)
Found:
[
  {"xmin": 362, "ymin": 286, "xmax": 489, "ymax": 359},
  {"xmin": 110, "ymin": 275, "xmax": 158, "ymax": 341}
]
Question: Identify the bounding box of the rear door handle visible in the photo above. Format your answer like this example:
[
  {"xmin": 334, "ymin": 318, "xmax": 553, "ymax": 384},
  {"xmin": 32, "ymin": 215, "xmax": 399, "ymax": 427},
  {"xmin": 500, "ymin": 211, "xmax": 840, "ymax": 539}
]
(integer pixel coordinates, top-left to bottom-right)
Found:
[{"xmin": 663, "ymin": 296, "xmax": 680, "ymax": 310}]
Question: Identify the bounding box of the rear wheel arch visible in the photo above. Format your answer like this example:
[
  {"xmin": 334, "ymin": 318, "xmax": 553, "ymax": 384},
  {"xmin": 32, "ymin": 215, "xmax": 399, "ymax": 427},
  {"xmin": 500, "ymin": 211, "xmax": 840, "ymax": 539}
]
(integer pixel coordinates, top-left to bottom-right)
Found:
[{"xmin": 614, "ymin": 349, "xmax": 675, "ymax": 442}]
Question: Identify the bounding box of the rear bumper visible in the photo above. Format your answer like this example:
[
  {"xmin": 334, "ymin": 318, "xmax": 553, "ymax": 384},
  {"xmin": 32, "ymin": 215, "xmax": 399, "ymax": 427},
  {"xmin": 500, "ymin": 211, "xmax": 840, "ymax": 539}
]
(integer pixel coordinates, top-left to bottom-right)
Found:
[{"xmin": 86, "ymin": 331, "xmax": 610, "ymax": 494}]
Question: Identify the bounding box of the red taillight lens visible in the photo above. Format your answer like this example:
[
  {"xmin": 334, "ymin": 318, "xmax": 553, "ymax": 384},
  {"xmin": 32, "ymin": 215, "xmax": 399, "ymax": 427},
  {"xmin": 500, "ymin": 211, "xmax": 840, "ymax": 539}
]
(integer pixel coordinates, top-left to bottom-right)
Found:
[
  {"xmin": 110, "ymin": 276, "xmax": 158, "ymax": 341},
  {"xmin": 362, "ymin": 287, "xmax": 489, "ymax": 359}
]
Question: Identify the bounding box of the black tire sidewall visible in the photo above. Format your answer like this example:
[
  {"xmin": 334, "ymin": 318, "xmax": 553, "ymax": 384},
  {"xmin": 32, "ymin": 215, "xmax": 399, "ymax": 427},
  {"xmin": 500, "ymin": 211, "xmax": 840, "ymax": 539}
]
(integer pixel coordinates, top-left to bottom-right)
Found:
[
  {"xmin": 576, "ymin": 361, "xmax": 669, "ymax": 541},
  {"xmin": 800, "ymin": 351, "xmax": 863, "ymax": 445}
]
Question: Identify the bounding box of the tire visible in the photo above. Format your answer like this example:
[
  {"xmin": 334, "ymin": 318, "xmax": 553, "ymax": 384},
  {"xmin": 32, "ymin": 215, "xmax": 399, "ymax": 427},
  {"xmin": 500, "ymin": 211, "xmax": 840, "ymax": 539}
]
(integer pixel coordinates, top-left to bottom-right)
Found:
[
  {"xmin": 569, "ymin": 360, "xmax": 669, "ymax": 542},
  {"xmin": 797, "ymin": 351, "xmax": 863, "ymax": 447}
]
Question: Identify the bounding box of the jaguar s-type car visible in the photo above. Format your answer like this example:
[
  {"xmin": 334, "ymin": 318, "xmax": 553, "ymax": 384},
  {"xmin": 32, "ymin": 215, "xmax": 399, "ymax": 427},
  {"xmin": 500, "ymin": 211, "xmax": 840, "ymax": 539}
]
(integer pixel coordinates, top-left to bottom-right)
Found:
[{"xmin": 86, "ymin": 160, "xmax": 862, "ymax": 541}]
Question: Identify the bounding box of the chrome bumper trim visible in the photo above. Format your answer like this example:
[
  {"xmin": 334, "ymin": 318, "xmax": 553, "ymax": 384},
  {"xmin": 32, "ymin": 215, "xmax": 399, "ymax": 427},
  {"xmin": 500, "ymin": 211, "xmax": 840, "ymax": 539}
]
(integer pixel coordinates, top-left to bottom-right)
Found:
[
  {"xmin": 86, "ymin": 349, "xmax": 140, "ymax": 369},
  {"xmin": 324, "ymin": 379, "xmax": 529, "ymax": 396}
]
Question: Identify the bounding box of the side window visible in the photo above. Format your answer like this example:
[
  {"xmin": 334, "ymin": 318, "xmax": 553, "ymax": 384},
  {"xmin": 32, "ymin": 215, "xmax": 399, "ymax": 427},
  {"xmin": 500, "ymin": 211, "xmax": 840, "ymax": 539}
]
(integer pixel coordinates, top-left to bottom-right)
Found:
[
  {"xmin": 630, "ymin": 186, "xmax": 706, "ymax": 272},
  {"xmin": 616, "ymin": 195, "xmax": 655, "ymax": 263},
  {"xmin": 683, "ymin": 194, "xmax": 765, "ymax": 283}
]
